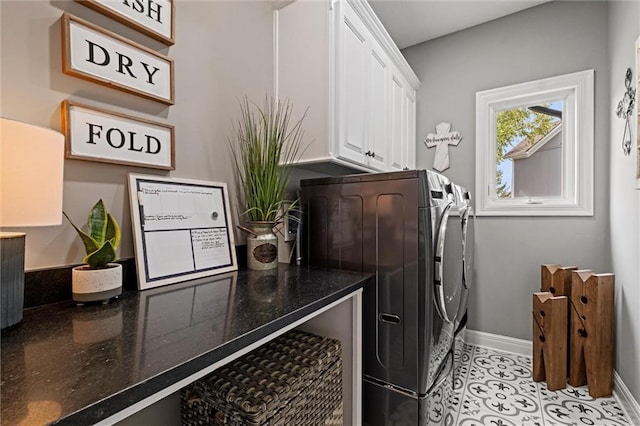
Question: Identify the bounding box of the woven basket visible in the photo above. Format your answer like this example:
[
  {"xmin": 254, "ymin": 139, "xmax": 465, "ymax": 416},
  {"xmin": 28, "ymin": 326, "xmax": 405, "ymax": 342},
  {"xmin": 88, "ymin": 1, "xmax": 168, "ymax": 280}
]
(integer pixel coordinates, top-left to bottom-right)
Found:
[{"xmin": 181, "ymin": 330, "xmax": 343, "ymax": 426}]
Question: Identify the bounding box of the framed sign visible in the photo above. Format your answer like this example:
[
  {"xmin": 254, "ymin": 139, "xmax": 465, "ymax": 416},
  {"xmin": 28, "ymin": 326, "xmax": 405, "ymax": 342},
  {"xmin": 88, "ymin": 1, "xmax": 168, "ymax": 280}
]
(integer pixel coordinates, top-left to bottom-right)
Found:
[
  {"xmin": 76, "ymin": 0, "xmax": 175, "ymax": 45},
  {"xmin": 128, "ymin": 174, "xmax": 238, "ymax": 290},
  {"xmin": 62, "ymin": 100, "xmax": 175, "ymax": 170},
  {"xmin": 62, "ymin": 13, "xmax": 174, "ymax": 105}
]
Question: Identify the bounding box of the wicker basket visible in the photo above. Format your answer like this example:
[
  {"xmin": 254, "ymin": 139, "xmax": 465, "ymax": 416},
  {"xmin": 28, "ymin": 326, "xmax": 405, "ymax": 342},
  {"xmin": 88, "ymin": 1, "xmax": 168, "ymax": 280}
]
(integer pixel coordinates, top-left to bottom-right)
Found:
[{"xmin": 181, "ymin": 330, "xmax": 343, "ymax": 426}]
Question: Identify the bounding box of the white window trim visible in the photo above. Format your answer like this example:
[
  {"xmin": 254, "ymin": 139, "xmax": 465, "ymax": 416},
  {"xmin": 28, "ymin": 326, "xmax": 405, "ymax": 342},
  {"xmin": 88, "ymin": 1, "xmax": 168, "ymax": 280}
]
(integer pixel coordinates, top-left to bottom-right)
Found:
[{"xmin": 475, "ymin": 69, "xmax": 594, "ymax": 216}]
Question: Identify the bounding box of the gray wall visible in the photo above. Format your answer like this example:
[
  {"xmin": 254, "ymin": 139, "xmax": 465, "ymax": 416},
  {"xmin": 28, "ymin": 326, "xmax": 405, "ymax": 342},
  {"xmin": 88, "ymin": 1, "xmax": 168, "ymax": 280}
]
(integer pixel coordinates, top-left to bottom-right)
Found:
[
  {"xmin": 608, "ymin": 0, "xmax": 640, "ymax": 405},
  {"xmin": 403, "ymin": 1, "xmax": 611, "ymax": 341},
  {"xmin": 1, "ymin": 0, "xmax": 274, "ymax": 269}
]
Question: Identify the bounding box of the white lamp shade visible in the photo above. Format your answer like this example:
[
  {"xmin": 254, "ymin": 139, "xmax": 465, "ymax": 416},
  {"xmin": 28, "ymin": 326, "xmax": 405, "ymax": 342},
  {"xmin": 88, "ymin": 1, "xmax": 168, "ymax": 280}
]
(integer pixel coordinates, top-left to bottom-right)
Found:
[{"xmin": 1, "ymin": 118, "xmax": 65, "ymax": 227}]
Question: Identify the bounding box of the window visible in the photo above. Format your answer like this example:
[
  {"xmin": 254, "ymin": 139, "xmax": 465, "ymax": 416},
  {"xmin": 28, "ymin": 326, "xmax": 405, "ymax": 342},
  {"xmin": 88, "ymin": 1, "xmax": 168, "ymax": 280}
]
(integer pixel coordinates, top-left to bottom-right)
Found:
[{"xmin": 475, "ymin": 70, "xmax": 594, "ymax": 216}]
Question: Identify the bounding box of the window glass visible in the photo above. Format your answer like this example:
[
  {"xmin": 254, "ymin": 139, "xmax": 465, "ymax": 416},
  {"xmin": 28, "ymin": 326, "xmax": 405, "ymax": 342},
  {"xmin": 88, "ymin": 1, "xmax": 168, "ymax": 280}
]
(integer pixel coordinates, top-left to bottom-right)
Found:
[
  {"xmin": 475, "ymin": 70, "xmax": 594, "ymax": 216},
  {"xmin": 496, "ymin": 101, "xmax": 563, "ymax": 199}
]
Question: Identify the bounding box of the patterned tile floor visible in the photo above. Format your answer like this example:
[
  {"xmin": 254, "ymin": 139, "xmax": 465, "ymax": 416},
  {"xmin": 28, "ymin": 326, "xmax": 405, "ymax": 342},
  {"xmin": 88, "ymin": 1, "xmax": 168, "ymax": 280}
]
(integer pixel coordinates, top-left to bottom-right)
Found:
[{"xmin": 452, "ymin": 343, "xmax": 630, "ymax": 426}]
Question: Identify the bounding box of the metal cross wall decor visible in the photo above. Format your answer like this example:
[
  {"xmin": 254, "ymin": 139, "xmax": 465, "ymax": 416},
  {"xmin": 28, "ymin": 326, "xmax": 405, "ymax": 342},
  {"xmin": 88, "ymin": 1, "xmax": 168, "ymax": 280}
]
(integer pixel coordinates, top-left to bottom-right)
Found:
[{"xmin": 616, "ymin": 68, "xmax": 636, "ymax": 155}]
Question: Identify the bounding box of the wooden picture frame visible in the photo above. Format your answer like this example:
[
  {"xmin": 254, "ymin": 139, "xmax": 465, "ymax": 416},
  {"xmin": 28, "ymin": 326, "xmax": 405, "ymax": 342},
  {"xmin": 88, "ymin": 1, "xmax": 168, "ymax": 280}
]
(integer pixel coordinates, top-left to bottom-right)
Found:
[
  {"xmin": 75, "ymin": 0, "xmax": 175, "ymax": 45},
  {"xmin": 62, "ymin": 13, "xmax": 175, "ymax": 105},
  {"xmin": 62, "ymin": 100, "xmax": 175, "ymax": 170},
  {"xmin": 128, "ymin": 174, "xmax": 238, "ymax": 290}
]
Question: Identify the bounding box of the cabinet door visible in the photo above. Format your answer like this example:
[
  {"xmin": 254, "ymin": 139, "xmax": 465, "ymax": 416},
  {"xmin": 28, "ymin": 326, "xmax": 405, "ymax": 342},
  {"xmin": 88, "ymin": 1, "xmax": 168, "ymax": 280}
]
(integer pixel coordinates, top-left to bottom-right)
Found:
[
  {"xmin": 389, "ymin": 69, "xmax": 406, "ymax": 171},
  {"xmin": 404, "ymin": 88, "xmax": 417, "ymax": 170},
  {"xmin": 336, "ymin": 1, "xmax": 369, "ymax": 166},
  {"xmin": 367, "ymin": 43, "xmax": 389, "ymax": 171}
]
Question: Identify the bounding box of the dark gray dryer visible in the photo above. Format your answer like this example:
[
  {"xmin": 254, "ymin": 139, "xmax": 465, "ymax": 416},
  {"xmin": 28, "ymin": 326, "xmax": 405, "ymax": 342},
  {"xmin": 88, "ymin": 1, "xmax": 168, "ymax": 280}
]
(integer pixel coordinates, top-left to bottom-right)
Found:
[
  {"xmin": 450, "ymin": 183, "xmax": 474, "ymax": 380},
  {"xmin": 300, "ymin": 169, "xmax": 464, "ymax": 426},
  {"xmin": 453, "ymin": 184, "xmax": 474, "ymax": 336}
]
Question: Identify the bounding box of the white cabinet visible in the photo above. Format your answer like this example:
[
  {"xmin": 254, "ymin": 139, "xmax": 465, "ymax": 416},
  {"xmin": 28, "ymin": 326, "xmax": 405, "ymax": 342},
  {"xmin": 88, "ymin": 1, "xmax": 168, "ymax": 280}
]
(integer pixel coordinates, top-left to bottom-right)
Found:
[
  {"xmin": 336, "ymin": 2, "xmax": 369, "ymax": 167},
  {"xmin": 388, "ymin": 65, "xmax": 417, "ymax": 171},
  {"xmin": 366, "ymin": 43, "xmax": 390, "ymax": 171},
  {"xmin": 275, "ymin": 0, "xmax": 419, "ymax": 173},
  {"xmin": 405, "ymin": 88, "xmax": 417, "ymax": 170},
  {"xmin": 389, "ymin": 68, "xmax": 406, "ymax": 171}
]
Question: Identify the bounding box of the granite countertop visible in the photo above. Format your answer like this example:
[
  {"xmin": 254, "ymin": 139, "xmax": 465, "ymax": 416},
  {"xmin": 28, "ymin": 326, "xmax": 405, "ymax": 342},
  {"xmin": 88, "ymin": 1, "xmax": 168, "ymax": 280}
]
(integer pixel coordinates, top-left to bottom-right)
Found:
[{"xmin": 0, "ymin": 265, "xmax": 371, "ymax": 425}]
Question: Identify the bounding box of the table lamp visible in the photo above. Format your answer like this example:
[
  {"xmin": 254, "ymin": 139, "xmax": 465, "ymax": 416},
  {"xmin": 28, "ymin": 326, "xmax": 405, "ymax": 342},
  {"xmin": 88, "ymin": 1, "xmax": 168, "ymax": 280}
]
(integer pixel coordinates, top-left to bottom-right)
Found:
[{"xmin": 1, "ymin": 118, "xmax": 64, "ymax": 329}]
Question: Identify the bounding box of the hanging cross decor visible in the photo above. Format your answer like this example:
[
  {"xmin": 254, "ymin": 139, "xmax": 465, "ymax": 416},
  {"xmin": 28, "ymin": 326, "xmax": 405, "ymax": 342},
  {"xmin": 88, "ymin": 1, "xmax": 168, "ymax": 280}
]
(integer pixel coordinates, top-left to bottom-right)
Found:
[
  {"xmin": 424, "ymin": 122, "xmax": 462, "ymax": 172},
  {"xmin": 616, "ymin": 68, "xmax": 636, "ymax": 156}
]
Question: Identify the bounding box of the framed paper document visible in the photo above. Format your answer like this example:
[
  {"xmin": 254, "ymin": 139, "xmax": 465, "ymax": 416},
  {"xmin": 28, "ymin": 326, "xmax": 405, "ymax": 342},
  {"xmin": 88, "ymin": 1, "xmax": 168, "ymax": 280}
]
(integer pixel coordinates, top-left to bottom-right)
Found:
[{"xmin": 128, "ymin": 174, "xmax": 238, "ymax": 290}]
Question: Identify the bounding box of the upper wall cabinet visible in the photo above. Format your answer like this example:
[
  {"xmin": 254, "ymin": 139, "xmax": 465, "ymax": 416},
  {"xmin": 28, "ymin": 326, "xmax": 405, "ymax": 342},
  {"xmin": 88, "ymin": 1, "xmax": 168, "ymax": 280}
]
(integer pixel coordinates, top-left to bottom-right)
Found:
[{"xmin": 275, "ymin": 0, "xmax": 420, "ymax": 172}]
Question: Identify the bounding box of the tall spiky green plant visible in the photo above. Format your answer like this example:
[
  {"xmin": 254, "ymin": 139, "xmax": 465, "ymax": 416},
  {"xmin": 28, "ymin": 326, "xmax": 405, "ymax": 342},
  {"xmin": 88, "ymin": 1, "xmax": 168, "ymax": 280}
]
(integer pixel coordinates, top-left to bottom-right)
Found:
[{"xmin": 231, "ymin": 96, "xmax": 307, "ymax": 224}]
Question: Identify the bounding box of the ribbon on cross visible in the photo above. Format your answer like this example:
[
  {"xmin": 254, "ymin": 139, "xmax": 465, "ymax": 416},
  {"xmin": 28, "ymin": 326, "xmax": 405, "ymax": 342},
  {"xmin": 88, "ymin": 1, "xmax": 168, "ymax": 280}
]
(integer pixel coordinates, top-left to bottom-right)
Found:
[{"xmin": 424, "ymin": 122, "xmax": 462, "ymax": 172}]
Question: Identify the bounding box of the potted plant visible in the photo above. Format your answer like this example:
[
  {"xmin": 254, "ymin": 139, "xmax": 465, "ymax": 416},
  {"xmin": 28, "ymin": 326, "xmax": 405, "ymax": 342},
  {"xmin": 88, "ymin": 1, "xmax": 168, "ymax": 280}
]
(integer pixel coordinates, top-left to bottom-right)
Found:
[
  {"xmin": 64, "ymin": 199, "xmax": 122, "ymax": 304},
  {"xmin": 231, "ymin": 96, "xmax": 307, "ymax": 270}
]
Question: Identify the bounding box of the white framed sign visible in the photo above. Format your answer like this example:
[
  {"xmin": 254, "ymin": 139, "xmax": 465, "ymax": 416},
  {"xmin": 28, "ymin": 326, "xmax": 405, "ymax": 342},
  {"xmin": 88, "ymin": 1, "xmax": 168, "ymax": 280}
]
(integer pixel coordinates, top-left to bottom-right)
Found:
[
  {"xmin": 62, "ymin": 13, "xmax": 174, "ymax": 105},
  {"xmin": 76, "ymin": 0, "xmax": 175, "ymax": 45},
  {"xmin": 128, "ymin": 174, "xmax": 238, "ymax": 290},
  {"xmin": 62, "ymin": 100, "xmax": 175, "ymax": 170}
]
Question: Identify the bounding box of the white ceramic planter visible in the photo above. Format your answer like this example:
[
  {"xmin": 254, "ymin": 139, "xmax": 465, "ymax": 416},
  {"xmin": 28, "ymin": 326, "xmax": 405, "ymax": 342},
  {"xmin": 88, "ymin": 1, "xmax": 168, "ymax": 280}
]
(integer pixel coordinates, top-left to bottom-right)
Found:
[{"xmin": 72, "ymin": 263, "xmax": 122, "ymax": 303}]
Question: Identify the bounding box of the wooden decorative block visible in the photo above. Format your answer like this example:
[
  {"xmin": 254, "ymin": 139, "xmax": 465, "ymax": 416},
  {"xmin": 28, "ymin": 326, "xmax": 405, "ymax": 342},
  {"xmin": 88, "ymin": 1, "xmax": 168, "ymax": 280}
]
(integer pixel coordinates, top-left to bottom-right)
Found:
[
  {"xmin": 541, "ymin": 264, "xmax": 578, "ymax": 297},
  {"xmin": 541, "ymin": 264, "xmax": 578, "ymax": 374},
  {"xmin": 532, "ymin": 292, "xmax": 568, "ymax": 391},
  {"xmin": 569, "ymin": 270, "xmax": 615, "ymax": 398}
]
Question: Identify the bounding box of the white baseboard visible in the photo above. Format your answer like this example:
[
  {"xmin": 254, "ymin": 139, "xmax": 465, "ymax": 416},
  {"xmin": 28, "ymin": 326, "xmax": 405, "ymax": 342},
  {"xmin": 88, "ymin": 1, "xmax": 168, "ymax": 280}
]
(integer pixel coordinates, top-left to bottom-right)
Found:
[
  {"xmin": 614, "ymin": 370, "xmax": 640, "ymax": 425},
  {"xmin": 465, "ymin": 329, "xmax": 640, "ymax": 424},
  {"xmin": 466, "ymin": 329, "xmax": 532, "ymax": 357}
]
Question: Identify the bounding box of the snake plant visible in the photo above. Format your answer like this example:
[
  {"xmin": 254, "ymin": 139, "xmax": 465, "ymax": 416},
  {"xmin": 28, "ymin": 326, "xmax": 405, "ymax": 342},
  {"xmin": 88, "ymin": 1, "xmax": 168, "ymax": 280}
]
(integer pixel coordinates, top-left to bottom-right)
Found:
[{"xmin": 64, "ymin": 199, "xmax": 121, "ymax": 268}]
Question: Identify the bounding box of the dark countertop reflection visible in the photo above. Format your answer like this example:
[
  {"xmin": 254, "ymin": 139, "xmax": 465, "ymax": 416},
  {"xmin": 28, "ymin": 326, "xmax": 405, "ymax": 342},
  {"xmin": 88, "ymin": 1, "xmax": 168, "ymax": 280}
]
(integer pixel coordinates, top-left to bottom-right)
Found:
[{"xmin": 0, "ymin": 265, "xmax": 371, "ymax": 425}]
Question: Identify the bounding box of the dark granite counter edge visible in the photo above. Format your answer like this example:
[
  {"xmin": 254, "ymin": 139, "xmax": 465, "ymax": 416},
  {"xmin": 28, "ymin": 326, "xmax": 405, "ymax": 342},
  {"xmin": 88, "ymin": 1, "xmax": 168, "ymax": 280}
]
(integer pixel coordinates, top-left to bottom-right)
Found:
[{"xmin": 54, "ymin": 274, "xmax": 371, "ymax": 425}]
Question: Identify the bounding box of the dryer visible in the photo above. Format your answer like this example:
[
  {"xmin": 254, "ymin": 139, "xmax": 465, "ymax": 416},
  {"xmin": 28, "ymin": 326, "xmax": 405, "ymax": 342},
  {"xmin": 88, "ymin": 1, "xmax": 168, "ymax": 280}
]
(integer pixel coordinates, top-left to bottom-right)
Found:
[
  {"xmin": 451, "ymin": 183, "xmax": 474, "ymax": 338},
  {"xmin": 449, "ymin": 184, "xmax": 474, "ymax": 379},
  {"xmin": 459, "ymin": 186, "xmax": 474, "ymax": 334},
  {"xmin": 426, "ymin": 171, "xmax": 462, "ymax": 361},
  {"xmin": 301, "ymin": 169, "xmax": 465, "ymax": 425}
]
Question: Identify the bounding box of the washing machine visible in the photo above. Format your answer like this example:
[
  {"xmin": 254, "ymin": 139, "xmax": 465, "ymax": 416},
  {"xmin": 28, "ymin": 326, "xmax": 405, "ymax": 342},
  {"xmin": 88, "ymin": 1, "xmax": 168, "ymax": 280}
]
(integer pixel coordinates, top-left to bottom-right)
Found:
[
  {"xmin": 429, "ymin": 172, "xmax": 465, "ymax": 336},
  {"xmin": 452, "ymin": 184, "xmax": 474, "ymax": 336},
  {"xmin": 452, "ymin": 183, "xmax": 474, "ymax": 379}
]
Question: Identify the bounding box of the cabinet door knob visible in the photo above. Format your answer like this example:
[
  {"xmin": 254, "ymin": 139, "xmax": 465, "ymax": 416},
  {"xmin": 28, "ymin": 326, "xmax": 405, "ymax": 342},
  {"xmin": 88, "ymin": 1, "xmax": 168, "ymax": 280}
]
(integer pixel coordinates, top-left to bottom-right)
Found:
[{"xmin": 371, "ymin": 151, "xmax": 376, "ymax": 158}]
